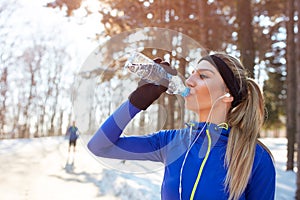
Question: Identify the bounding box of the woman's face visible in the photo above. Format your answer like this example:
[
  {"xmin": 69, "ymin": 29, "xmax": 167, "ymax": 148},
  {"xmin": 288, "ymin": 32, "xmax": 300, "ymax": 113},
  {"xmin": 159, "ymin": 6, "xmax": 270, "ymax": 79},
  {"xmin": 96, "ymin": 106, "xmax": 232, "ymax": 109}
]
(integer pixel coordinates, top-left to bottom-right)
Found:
[{"xmin": 184, "ymin": 60, "xmax": 227, "ymax": 114}]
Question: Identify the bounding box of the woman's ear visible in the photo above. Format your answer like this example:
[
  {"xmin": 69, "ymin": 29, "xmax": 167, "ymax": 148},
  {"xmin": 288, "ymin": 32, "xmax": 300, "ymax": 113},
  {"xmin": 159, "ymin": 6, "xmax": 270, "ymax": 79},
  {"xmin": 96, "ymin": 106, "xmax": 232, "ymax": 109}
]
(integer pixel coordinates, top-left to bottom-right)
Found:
[{"xmin": 222, "ymin": 93, "xmax": 234, "ymax": 103}]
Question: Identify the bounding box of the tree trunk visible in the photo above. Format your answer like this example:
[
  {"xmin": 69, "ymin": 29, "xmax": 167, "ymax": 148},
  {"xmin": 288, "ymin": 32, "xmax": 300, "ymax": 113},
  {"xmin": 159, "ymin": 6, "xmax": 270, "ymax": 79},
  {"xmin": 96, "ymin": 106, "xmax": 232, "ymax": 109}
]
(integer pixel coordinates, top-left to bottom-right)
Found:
[
  {"xmin": 0, "ymin": 67, "xmax": 8, "ymax": 137},
  {"xmin": 167, "ymin": 95, "xmax": 175, "ymax": 129},
  {"xmin": 236, "ymin": 0, "xmax": 255, "ymax": 77},
  {"xmin": 198, "ymin": 0, "xmax": 210, "ymax": 49},
  {"xmin": 295, "ymin": 0, "xmax": 300, "ymax": 198},
  {"xmin": 286, "ymin": 0, "xmax": 296, "ymax": 171},
  {"xmin": 58, "ymin": 110, "xmax": 63, "ymax": 136},
  {"xmin": 157, "ymin": 94, "xmax": 165, "ymax": 131},
  {"xmin": 48, "ymin": 63, "xmax": 63, "ymax": 136}
]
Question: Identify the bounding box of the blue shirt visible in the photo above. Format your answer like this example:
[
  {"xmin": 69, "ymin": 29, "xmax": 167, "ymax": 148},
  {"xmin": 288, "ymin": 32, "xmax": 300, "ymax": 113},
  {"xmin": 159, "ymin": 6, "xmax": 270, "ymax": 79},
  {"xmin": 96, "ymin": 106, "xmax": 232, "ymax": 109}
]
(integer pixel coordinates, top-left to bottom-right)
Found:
[
  {"xmin": 68, "ymin": 126, "xmax": 78, "ymax": 141},
  {"xmin": 88, "ymin": 100, "xmax": 275, "ymax": 199}
]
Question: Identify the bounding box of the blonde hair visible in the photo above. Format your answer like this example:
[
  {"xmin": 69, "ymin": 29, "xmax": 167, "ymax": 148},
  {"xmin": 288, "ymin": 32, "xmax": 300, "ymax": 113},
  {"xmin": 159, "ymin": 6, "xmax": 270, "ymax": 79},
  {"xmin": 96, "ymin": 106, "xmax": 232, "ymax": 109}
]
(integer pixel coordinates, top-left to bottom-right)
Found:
[{"xmin": 214, "ymin": 53, "xmax": 267, "ymax": 200}]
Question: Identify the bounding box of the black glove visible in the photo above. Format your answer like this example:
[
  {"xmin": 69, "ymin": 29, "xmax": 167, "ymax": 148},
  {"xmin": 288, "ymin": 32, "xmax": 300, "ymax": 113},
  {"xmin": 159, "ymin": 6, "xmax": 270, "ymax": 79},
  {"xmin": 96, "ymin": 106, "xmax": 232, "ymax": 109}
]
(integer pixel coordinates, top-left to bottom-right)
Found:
[{"xmin": 128, "ymin": 58, "xmax": 176, "ymax": 110}]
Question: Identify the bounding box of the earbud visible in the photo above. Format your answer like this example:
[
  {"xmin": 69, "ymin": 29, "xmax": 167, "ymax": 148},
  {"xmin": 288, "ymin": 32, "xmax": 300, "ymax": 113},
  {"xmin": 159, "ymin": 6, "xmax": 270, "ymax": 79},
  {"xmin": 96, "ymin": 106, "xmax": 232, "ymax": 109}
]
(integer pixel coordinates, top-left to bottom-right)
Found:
[
  {"xmin": 218, "ymin": 93, "xmax": 230, "ymax": 99},
  {"xmin": 214, "ymin": 93, "xmax": 231, "ymax": 103},
  {"xmin": 224, "ymin": 93, "xmax": 230, "ymax": 98}
]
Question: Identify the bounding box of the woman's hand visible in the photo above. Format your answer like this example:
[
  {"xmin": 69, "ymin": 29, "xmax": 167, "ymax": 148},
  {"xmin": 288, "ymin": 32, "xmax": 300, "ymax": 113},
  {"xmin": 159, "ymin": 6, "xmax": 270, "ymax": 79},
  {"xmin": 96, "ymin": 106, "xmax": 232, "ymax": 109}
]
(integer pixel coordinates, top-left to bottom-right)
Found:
[{"xmin": 128, "ymin": 58, "xmax": 176, "ymax": 110}]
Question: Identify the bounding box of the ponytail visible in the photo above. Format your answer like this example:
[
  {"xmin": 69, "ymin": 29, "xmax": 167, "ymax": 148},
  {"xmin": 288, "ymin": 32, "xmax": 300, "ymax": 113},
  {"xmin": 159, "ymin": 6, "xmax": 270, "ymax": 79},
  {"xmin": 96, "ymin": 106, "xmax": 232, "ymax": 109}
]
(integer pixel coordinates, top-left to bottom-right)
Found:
[
  {"xmin": 213, "ymin": 53, "xmax": 267, "ymax": 200},
  {"xmin": 225, "ymin": 78, "xmax": 264, "ymax": 200}
]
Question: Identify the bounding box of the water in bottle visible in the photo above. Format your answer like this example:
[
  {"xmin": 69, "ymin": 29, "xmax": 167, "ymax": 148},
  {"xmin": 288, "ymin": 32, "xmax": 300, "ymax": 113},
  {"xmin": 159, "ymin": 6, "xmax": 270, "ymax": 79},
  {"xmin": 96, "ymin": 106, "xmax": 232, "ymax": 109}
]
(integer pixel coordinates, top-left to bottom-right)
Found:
[{"xmin": 124, "ymin": 52, "xmax": 190, "ymax": 97}]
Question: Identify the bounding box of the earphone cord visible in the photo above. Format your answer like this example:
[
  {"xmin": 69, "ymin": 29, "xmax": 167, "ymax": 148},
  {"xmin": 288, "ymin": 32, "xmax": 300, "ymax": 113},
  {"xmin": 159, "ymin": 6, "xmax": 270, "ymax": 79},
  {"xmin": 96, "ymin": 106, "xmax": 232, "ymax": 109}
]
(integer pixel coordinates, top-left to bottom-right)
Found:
[
  {"xmin": 178, "ymin": 93, "xmax": 227, "ymax": 200},
  {"xmin": 178, "ymin": 123, "xmax": 199, "ymax": 198},
  {"xmin": 190, "ymin": 129, "xmax": 212, "ymax": 199}
]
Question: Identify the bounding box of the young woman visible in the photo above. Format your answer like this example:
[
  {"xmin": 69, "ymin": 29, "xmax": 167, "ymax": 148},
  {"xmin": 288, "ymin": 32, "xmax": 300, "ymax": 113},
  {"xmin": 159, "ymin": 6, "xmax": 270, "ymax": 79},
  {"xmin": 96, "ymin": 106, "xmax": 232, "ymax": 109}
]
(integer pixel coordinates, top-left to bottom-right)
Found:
[{"xmin": 87, "ymin": 52, "xmax": 275, "ymax": 200}]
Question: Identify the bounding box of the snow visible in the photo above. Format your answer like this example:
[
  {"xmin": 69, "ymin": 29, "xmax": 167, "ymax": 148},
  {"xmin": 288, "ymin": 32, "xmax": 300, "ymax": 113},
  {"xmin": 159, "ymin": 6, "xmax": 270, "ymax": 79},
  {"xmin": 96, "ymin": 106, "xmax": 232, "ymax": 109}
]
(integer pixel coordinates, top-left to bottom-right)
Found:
[
  {"xmin": 259, "ymin": 138, "xmax": 296, "ymax": 200},
  {"xmin": 0, "ymin": 137, "xmax": 296, "ymax": 200},
  {"xmin": 0, "ymin": 136, "xmax": 162, "ymax": 200}
]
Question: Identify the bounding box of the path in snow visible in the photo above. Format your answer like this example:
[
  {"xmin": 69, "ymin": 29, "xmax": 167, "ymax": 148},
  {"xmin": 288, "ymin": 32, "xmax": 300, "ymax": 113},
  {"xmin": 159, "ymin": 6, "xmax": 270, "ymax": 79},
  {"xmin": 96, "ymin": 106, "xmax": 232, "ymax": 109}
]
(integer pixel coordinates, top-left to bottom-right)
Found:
[
  {"xmin": 0, "ymin": 137, "xmax": 162, "ymax": 200},
  {"xmin": 0, "ymin": 137, "xmax": 296, "ymax": 200}
]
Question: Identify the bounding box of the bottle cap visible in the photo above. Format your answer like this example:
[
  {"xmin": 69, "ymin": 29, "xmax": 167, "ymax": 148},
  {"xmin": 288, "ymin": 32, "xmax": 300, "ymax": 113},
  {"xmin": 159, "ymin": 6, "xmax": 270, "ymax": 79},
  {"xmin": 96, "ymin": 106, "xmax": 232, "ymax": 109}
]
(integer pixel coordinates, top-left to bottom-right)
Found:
[{"xmin": 181, "ymin": 87, "xmax": 190, "ymax": 97}]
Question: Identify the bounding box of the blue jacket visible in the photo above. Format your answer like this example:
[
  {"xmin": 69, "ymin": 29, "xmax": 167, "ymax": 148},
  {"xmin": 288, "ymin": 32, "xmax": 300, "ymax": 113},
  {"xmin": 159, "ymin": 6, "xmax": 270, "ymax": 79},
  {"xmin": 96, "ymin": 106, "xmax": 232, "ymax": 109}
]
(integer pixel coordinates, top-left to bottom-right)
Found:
[
  {"xmin": 68, "ymin": 126, "xmax": 78, "ymax": 141},
  {"xmin": 88, "ymin": 100, "xmax": 275, "ymax": 199}
]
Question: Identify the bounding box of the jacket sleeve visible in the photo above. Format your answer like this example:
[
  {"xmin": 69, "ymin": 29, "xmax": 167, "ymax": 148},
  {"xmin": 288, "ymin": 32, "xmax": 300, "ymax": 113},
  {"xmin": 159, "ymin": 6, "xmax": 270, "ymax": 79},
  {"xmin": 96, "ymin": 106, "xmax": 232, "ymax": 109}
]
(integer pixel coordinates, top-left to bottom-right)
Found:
[
  {"xmin": 87, "ymin": 100, "xmax": 164, "ymax": 162},
  {"xmin": 245, "ymin": 146, "xmax": 276, "ymax": 200}
]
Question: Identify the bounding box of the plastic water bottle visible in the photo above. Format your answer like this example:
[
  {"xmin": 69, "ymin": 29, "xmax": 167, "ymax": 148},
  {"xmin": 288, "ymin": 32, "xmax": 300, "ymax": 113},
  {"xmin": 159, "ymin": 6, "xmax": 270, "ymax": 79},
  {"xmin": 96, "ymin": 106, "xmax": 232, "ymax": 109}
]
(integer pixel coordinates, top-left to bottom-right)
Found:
[{"xmin": 124, "ymin": 52, "xmax": 190, "ymax": 97}]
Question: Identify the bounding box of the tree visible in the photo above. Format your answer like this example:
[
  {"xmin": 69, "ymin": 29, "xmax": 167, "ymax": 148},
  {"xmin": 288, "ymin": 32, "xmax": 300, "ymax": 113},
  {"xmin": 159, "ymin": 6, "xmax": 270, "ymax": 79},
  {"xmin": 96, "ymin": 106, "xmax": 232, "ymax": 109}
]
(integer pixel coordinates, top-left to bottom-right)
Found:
[
  {"xmin": 21, "ymin": 48, "xmax": 39, "ymax": 138},
  {"xmin": 47, "ymin": 0, "xmax": 239, "ymax": 129},
  {"xmin": 236, "ymin": 0, "xmax": 255, "ymax": 77},
  {"xmin": 45, "ymin": 0, "xmax": 291, "ymax": 136},
  {"xmin": 0, "ymin": 66, "xmax": 8, "ymax": 137},
  {"xmin": 0, "ymin": 1, "xmax": 79, "ymax": 138},
  {"xmin": 296, "ymin": 0, "xmax": 300, "ymax": 197},
  {"xmin": 263, "ymin": 70, "xmax": 286, "ymax": 135},
  {"xmin": 286, "ymin": 0, "xmax": 297, "ymax": 171},
  {"xmin": 0, "ymin": 1, "xmax": 17, "ymax": 138},
  {"xmin": 46, "ymin": 0, "xmax": 82, "ymax": 16}
]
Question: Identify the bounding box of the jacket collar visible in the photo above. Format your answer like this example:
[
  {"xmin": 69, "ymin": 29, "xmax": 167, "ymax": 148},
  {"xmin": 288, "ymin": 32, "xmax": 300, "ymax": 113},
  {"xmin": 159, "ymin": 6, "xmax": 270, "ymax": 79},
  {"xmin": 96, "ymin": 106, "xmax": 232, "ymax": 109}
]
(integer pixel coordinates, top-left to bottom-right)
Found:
[{"xmin": 185, "ymin": 122, "xmax": 230, "ymax": 146}]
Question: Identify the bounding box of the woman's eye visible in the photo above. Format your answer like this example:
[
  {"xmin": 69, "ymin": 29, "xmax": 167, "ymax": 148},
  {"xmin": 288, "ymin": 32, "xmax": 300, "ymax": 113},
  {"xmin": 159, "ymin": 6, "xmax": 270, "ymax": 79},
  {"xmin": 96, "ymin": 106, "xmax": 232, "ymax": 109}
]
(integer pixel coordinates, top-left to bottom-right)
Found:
[{"xmin": 199, "ymin": 74, "xmax": 208, "ymax": 79}]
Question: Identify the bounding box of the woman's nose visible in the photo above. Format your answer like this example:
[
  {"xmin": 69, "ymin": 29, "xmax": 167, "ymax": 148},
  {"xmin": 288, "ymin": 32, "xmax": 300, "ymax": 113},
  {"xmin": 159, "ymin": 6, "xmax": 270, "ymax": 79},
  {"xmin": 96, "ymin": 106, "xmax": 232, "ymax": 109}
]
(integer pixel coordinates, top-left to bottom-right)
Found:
[{"xmin": 185, "ymin": 75, "xmax": 195, "ymax": 87}]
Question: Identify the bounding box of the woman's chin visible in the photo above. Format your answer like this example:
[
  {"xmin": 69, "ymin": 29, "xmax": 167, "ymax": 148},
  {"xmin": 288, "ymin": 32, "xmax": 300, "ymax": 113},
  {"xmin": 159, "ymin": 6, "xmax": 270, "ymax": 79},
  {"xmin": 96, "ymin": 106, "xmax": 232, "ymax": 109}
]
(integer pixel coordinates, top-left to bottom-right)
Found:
[{"xmin": 185, "ymin": 102, "xmax": 196, "ymax": 112}]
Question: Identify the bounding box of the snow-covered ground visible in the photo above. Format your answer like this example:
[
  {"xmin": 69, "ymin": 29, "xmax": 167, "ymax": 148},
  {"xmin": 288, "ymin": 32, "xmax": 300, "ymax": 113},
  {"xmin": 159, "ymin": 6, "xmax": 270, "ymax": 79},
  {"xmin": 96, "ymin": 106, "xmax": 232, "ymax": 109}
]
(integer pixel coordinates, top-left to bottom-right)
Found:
[
  {"xmin": 0, "ymin": 137, "xmax": 295, "ymax": 200},
  {"xmin": 260, "ymin": 138, "xmax": 296, "ymax": 200}
]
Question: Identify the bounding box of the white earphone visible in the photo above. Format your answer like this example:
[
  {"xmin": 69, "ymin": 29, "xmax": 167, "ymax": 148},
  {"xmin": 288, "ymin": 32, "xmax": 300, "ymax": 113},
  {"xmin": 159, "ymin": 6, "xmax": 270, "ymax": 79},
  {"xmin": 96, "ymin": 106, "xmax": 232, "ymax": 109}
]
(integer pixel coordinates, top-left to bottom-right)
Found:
[
  {"xmin": 217, "ymin": 93, "xmax": 230, "ymax": 100},
  {"xmin": 224, "ymin": 93, "xmax": 230, "ymax": 98}
]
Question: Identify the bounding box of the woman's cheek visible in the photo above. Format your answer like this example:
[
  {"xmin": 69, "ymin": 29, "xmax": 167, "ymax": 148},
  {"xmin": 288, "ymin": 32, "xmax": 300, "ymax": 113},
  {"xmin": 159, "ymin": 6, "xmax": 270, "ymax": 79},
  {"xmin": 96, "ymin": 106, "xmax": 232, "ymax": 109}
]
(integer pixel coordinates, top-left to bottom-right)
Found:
[{"xmin": 184, "ymin": 95, "xmax": 198, "ymax": 110}]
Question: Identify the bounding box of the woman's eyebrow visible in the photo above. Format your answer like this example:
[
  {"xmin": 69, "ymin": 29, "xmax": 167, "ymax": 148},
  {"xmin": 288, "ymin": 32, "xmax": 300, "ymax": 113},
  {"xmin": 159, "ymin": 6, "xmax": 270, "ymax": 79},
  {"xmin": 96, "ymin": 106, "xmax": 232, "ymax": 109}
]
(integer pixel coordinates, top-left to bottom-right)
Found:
[{"xmin": 196, "ymin": 68, "xmax": 215, "ymax": 74}]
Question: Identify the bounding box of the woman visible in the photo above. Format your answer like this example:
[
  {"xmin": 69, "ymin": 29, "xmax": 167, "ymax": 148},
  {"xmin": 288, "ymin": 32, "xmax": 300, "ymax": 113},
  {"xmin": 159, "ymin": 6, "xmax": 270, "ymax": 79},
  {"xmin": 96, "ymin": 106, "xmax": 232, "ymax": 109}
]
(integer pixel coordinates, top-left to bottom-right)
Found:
[{"xmin": 88, "ymin": 52, "xmax": 275, "ymax": 200}]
